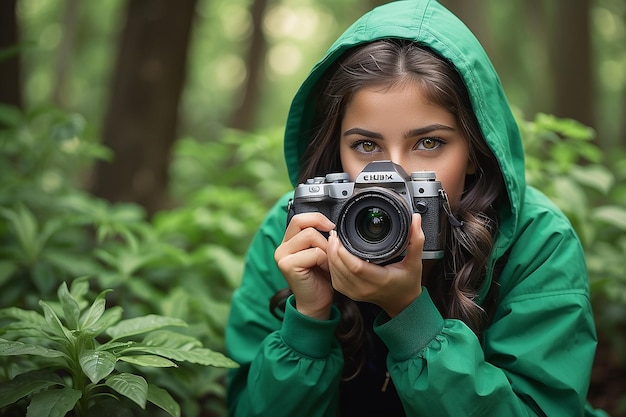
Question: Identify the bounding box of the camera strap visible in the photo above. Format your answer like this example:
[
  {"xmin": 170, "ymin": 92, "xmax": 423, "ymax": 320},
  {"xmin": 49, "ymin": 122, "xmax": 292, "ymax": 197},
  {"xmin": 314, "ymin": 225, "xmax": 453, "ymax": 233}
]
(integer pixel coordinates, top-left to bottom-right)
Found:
[{"xmin": 439, "ymin": 189, "xmax": 464, "ymax": 227}]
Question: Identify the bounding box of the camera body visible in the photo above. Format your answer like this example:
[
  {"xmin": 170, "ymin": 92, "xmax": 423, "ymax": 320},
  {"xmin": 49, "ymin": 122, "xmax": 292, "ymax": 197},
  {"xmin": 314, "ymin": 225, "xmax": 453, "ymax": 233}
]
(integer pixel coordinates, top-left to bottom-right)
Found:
[{"xmin": 287, "ymin": 160, "xmax": 444, "ymax": 264}]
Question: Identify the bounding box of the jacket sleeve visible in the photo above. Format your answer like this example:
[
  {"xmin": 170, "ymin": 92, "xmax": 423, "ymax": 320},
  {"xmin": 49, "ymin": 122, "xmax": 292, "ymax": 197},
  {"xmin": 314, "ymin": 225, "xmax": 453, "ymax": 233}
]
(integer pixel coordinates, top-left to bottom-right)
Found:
[
  {"xmin": 225, "ymin": 194, "xmax": 344, "ymax": 417},
  {"xmin": 374, "ymin": 194, "xmax": 598, "ymax": 417}
]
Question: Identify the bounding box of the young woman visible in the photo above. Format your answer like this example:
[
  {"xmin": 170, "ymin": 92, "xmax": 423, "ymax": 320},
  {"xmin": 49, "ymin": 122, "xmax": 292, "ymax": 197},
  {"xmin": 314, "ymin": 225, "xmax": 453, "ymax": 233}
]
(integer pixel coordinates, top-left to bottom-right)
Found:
[{"xmin": 226, "ymin": 1, "xmax": 605, "ymax": 416}]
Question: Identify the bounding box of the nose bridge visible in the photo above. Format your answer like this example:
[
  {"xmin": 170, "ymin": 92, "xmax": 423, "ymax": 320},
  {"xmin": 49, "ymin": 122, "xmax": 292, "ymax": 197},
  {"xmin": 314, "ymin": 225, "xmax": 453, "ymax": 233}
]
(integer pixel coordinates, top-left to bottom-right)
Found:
[{"xmin": 388, "ymin": 148, "xmax": 410, "ymax": 172}]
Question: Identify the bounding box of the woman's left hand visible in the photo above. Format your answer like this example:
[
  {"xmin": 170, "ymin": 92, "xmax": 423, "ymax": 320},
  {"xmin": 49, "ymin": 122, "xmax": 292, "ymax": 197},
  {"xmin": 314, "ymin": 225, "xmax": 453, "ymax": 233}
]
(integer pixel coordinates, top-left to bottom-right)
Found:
[{"xmin": 327, "ymin": 213, "xmax": 425, "ymax": 317}]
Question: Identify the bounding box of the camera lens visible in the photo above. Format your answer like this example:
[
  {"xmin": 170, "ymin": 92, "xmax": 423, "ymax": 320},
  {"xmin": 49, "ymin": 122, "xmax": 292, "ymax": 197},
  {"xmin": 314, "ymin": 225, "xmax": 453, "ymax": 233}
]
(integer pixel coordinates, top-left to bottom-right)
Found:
[
  {"xmin": 337, "ymin": 187, "xmax": 411, "ymax": 264},
  {"xmin": 355, "ymin": 207, "xmax": 392, "ymax": 243}
]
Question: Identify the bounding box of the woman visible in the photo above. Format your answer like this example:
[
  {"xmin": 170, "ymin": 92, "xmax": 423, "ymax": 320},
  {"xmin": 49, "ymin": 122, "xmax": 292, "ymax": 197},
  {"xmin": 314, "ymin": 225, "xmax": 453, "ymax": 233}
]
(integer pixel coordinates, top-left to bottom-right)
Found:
[{"xmin": 226, "ymin": 1, "xmax": 605, "ymax": 416}]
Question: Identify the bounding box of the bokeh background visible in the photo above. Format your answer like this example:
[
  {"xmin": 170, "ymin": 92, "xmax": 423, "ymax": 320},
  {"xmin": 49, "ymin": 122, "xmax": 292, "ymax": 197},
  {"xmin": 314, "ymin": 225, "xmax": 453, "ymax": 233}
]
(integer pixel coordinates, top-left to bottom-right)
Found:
[{"xmin": 1, "ymin": 0, "xmax": 624, "ymax": 416}]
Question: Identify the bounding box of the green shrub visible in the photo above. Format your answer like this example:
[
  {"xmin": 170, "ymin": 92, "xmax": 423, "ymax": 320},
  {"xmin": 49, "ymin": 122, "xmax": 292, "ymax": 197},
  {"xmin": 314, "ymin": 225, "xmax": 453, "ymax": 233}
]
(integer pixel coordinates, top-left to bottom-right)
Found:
[
  {"xmin": 0, "ymin": 105, "xmax": 289, "ymax": 416},
  {"xmin": 0, "ymin": 279, "xmax": 237, "ymax": 416}
]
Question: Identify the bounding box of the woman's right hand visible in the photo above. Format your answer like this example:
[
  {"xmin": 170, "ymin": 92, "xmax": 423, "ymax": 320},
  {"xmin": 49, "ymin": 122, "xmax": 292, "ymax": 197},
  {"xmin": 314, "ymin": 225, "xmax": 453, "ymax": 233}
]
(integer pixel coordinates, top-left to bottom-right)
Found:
[{"xmin": 274, "ymin": 213, "xmax": 336, "ymax": 320}]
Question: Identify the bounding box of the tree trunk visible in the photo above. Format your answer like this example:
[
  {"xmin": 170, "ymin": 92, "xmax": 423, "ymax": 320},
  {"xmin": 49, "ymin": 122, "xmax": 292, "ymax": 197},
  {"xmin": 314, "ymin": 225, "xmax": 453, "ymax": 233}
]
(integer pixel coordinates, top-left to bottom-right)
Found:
[
  {"xmin": 0, "ymin": 0, "xmax": 22, "ymax": 110},
  {"xmin": 52, "ymin": 0, "xmax": 80, "ymax": 107},
  {"xmin": 228, "ymin": 0, "xmax": 269, "ymax": 131},
  {"xmin": 91, "ymin": 0, "xmax": 197, "ymax": 216},
  {"xmin": 553, "ymin": 0, "xmax": 594, "ymax": 129}
]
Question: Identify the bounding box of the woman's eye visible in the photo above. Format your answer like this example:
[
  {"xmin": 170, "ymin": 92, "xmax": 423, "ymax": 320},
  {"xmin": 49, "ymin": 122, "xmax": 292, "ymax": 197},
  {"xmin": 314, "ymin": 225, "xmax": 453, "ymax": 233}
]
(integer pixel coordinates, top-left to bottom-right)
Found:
[
  {"xmin": 353, "ymin": 140, "xmax": 379, "ymax": 153},
  {"xmin": 417, "ymin": 137, "xmax": 443, "ymax": 150}
]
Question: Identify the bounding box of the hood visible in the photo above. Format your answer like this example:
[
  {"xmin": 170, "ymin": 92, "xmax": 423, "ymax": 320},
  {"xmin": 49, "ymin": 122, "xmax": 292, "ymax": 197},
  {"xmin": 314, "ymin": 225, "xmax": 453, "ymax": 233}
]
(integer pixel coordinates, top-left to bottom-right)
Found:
[{"xmin": 283, "ymin": 0, "xmax": 525, "ymax": 285}]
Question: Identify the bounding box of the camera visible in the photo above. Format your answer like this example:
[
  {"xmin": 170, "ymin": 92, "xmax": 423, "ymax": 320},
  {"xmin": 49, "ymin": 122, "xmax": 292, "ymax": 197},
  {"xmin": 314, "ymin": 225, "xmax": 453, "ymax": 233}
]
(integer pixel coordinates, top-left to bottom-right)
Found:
[{"xmin": 287, "ymin": 160, "xmax": 444, "ymax": 264}]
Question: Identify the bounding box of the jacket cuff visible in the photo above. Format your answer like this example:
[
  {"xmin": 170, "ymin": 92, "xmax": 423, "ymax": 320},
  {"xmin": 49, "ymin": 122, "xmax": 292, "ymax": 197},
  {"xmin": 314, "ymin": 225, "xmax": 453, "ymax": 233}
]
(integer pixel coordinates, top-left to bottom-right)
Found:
[
  {"xmin": 280, "ymin": 295, "xmax": 340, "ymax": 359},
  {"xmin": 373, "ymin": 288, "xmax": 444, "ymax": 361}
]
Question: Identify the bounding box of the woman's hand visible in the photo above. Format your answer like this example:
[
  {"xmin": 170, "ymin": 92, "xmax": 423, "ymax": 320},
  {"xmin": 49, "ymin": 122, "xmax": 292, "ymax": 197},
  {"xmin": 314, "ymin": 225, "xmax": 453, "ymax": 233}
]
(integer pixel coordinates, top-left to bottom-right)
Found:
[
  {"xmin": 327, "ymin": 213, "xmax": 425, "ymax": 317},
  {"xmin": 274, "ymin": 213, "xmax": 336, "ymax": 320}
]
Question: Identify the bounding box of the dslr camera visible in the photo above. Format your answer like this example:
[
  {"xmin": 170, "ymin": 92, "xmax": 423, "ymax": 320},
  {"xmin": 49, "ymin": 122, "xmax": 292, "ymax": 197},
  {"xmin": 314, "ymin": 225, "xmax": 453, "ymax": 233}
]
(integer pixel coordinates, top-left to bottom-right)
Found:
[{"xmin": 287, "ymin": 160, "xmax": 445, "ymax": 264}]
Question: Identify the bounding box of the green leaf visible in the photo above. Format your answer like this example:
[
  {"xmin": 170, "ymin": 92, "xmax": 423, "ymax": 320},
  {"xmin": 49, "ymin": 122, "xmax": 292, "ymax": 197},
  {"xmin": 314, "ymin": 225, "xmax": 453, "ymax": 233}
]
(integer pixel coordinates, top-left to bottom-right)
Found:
[
  {"xmin": 0, "ymin": 339, "xmax": 65, "ymax": 358},
  {"xmin": 592, "ymin": 205, "xmax": 626, "ymax": 230},
  {"xmin": 118, "ymin": 355, "xmax": 177, "ymax": 368},
  {"xmin": 535, "ymin": 113, "xmax": 595, "ymax": 140},
  {"xmin": 105, "ymin": 373, "xmax": 148, "ymax": 409},
  {"xmin": 202, "ymin": 245, "xmax": 244, "ymax": 289},
  {"xmin": 121, "ymin": 345, "xmax": 238, "ymax": 368},
  {"xmin": 141, "ymin": 330, "xmax": 202, "ymax": 349},
  {"xmin": 116, "ymin": 332, "xmax": 231, "ymax": 368},
  {"xmin": 98, "ymin": 340, "xmax": 132, "ymax": 352},
  {"xmin": 0, "ymin": 260, "xmax": 17, "ymax": 288},
  {"xmin": 79, "ymin": 289, "xmax": 112, "ymax": 331},
  {"xmin": 69, "ymin": 277, "xmax": 90, "ymax": 300},
  {"xmin": 39, "ymin": 301, "xmax": 74, "ymax": 342},
  {"xmin": 0, "ymin": 205, "xmax": 39, "ymax": 262},
  {"xmin": 570, "ymin": 165, "xmax": 615, "ymax": 195},
  {"xmin": 147, "ymin": 384, "xmax": 180, "ymax": 417},
  {"xmin": 551, "ymin": 176, "xmax": 588, "ymax": 217},
  {"xmin": 0, "ymin": 370, "xmax": 63, "ymax": 408},
  {"xmin": 0, "ymin": 326, "xmax": 48, "ymax": 340},
  {"xmin": 106, "ymin": 315, "xmax": 187, "ymax": 340},
  {"xmin": 79, "ymin": 350, "xmax": 117, "ymax": 384},
  {"xmin": 86, "ymin": 306, "xmax": 123, "ymax": 336},
  {"xmin": 0, "ymin": 307, "xmax": 47, "ymax": 327},
  {"xmin": 27, "ymin": 388, "xmax": 82, "ymax": 417},
  {"xmin": 57, "ymin": 282, "xmax": 80, "ymax": 330}
]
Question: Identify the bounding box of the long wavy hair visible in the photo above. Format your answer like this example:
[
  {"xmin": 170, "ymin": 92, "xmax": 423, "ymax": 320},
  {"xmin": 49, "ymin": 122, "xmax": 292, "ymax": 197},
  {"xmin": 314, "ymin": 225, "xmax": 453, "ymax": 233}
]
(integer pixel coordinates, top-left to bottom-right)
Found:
[{"xmin": 272, "ymin": 39, "xmax": 506, "ymax": 378}]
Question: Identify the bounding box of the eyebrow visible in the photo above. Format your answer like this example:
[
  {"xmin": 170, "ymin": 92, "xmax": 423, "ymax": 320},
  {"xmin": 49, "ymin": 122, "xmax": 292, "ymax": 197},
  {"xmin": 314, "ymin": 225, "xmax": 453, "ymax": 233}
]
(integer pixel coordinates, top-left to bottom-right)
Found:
[
  {"xmin": 343, "ymin": 127, "xmax": 383, "ymax": 139},
  {"xmin": 343, "ymin": 124, "xmax": 455, "ymax": 139},
  {"xmin": 406, "ymin": 124, "xmax": 455, "ymax": 137}
]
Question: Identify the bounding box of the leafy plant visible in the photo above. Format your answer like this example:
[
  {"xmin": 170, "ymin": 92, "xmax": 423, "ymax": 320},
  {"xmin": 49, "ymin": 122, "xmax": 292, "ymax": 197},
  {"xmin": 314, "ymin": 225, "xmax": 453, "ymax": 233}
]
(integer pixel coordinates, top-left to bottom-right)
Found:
[
  {"xmin": 0, "ymin": 278, "xmax": 238, "ymax": 417},
  {"xmin": 0, "ymin": 105, "xmax": 259, "ymax": 416},
  {"xmin": 0, "ymin": 104, "xmax": 115, "ymax": 307}
]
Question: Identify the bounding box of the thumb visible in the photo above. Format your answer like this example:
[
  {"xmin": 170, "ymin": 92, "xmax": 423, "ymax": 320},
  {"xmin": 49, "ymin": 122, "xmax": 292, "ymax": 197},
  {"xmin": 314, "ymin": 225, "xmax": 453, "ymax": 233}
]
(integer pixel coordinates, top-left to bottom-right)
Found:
[{"xmin": 403, "ymin": 213, "xmax": 425, "ymax": 264}]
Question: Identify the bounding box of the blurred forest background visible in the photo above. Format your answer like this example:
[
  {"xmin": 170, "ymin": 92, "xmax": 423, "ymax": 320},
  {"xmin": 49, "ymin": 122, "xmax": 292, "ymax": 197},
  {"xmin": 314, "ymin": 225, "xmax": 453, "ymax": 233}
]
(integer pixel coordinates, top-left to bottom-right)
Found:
[{"xmin": 0, "ymin": 0, "xmax": 625, "ymax": 416}]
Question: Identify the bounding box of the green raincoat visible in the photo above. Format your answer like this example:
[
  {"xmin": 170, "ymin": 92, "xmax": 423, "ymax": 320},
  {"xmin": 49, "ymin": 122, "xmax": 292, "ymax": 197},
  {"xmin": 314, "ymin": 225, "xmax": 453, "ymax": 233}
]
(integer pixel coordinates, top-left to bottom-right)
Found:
[{"xmin": 226, "ymin": 1, "xmax": 604, "ymax": 416}]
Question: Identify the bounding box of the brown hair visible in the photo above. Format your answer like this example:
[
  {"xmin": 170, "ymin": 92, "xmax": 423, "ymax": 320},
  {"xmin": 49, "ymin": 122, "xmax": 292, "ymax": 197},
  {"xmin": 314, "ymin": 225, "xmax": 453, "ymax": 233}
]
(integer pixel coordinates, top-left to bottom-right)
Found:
[{"xmin": 272, "ymin": 39, "xmax": 506, "ymax": 378}]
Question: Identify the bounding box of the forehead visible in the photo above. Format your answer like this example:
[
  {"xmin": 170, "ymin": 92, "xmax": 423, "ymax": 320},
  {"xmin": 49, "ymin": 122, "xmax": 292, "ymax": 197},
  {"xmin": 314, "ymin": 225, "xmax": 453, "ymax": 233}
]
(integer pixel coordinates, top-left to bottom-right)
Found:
[{"xmin": 343, "ymin": 82, "xmax": 456, "ymax": 125}]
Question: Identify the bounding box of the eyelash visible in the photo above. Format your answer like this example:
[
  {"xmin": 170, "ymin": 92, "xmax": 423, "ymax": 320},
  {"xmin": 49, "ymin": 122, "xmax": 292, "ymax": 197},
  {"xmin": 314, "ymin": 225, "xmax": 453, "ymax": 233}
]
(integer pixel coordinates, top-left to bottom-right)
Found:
[
  {"xmin": 350, "ymin": 137, "xmax": 445, "ymax": 152},
  {"xmin": 417, "ymin": 137, "xmax": 445, "ymax": 150},
  {"xmin": 350, "ymin": 140, "xmax": 380, "ymax": 153}
]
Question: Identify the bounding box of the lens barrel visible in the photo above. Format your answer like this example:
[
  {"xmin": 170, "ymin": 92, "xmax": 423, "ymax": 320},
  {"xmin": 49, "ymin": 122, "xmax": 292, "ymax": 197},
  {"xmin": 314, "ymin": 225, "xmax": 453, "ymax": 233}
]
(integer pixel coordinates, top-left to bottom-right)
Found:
[{"xmin": 337, "ymin": 187, "xmax": 411, "ymax": 264}]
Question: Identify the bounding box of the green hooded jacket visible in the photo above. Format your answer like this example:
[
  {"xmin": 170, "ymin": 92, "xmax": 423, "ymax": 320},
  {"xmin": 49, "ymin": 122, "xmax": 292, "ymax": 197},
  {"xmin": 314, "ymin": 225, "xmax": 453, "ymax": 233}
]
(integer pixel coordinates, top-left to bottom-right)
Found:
[{"xmin": 226, "ymin": 1, "xmax": 604, "ymax": 416}]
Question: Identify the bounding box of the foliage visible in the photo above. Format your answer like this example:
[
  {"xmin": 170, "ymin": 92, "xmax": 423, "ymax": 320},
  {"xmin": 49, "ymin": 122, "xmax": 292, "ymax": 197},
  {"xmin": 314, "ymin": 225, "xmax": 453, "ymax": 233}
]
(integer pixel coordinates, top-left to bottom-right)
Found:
[
  {"xmin": 0, "ymin": 104, "xmax": 290, "ymax": 416},
  {"xmin": 0, "ymin": 104, "xmax": 112, "ymax": 304},
  {"xmin": 164, "ymin": 127, "xmax": 291, "ymax": 255},
  {"xmin": 0, "ymin": 278, "xmax": 237, "ymax": 417},
  {"xmin": 519, "ymin": 112, "xmax": 626, "ymax": 361}
]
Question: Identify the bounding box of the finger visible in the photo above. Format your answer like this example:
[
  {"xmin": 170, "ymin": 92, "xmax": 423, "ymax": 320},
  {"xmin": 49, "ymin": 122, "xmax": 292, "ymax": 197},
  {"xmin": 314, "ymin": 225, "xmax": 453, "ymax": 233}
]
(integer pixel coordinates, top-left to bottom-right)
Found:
[
  {"xmin": 328, "ymin": 231, "xmax": 369, "ymax": 276},
  {"xmin": 284, "ymin": 212, "xmax": 335, "ymax": 241},
  {"xmin": 275, "ymin": 227, "xmax": 330, "ymax": 262},
  {"xmin": 328, "ymin": 231, "xmax": 379, "ymax": 292},
  {"xmin": 398, "ymin": 213, "xmax": 425, "ymax": 269},
  {"xmin": 276, "ymin": 246, "xmax": 330, "ymax": 276}
]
